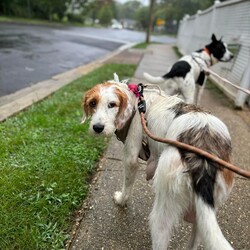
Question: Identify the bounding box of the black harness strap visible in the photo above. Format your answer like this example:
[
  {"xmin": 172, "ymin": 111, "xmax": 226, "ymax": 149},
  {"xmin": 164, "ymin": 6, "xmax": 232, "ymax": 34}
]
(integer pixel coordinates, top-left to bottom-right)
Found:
[{"xmin": 115, "ymin": 109, "xmax": 136, "ymax": 143}]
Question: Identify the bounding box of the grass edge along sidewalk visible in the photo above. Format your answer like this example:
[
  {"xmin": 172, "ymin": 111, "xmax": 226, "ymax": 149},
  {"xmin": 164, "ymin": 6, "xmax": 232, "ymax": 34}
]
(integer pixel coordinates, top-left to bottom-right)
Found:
[{"xmin": 0, "ymin": 63, "xmax": 136, "ymax": 250}]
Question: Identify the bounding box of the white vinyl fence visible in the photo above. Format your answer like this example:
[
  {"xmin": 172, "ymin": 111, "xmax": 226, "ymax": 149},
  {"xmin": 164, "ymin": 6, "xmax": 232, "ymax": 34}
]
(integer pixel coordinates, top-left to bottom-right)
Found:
[{"xmin": 177, "ymin": 0, "xmax": 250, "ymax": 107}]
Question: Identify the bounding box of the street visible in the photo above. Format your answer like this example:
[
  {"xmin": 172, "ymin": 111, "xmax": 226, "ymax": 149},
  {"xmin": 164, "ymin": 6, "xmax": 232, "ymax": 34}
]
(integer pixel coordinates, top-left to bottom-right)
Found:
[{"xmin": 0, "ymin": 23, "xmax": 176, "ymax": 97}]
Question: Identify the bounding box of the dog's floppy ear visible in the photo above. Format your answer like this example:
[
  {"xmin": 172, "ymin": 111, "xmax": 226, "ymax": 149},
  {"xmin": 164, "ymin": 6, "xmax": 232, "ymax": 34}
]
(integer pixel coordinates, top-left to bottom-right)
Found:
[
  {"xmin": 81, "ymin": 111, "xmax": 87, "ymax": 124},
  {"xmin": 81, "ymin": 95, "xmax": 90, "ymax": 124},
  {"xmin": 211, "ymin": 33, "xmax": 217, "ymax": 42},
  {"xmin": 81, "ymin": 85, "xmax": 100, "ymax": 124},
  {"xmin": 114, "ymin": 87, "xmax": 129, "ymax": 130}
]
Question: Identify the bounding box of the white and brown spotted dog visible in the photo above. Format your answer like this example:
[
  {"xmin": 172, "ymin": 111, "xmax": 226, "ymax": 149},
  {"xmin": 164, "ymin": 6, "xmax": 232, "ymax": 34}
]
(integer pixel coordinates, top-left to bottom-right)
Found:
[{"xmin": 81, "ymin": 76, "xmax": 234, "ymax": 250}]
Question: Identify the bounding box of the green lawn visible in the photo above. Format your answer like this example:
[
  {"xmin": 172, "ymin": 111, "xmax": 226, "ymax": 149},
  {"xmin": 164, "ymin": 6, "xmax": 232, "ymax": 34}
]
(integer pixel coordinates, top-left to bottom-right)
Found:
[
  {"xmin": 0, "ymin": 15, "xmax": 102, "ymax": 28},
  {"xmin": 0, "ymin": 63, "xmax": 136, "ymax": 250},
  {"xmin": 0, "ymin": 15, "xmax": 65, "ymax": 26},
  {"xmin": 172, "ymin": 45, "xmax": 182, "ymax": 58},
  {"xmin": 133, "ymin": 42, "xmax": 161, "ymax": 49}
]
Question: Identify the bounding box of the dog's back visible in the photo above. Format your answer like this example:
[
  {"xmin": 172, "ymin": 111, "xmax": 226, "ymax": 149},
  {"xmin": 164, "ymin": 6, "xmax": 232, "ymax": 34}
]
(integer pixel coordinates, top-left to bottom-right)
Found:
[
  {"xmin": 143, "ymin": 59, "xmax": 192, "ymax": 84},
  {"xmin": 163, "ymin": 60, "xmax": 192, "ymax": 79}
]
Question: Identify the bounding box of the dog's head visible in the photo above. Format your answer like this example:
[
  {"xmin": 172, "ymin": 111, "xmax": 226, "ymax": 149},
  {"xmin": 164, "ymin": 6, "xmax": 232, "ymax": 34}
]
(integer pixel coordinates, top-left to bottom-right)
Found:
[
  {"xmin": 81, "ymin": 82, "xmax": 134, "ymax": 135},
  {"xmin": 206, "ymin": 34, "xmax": 234, "ymax": 63}
]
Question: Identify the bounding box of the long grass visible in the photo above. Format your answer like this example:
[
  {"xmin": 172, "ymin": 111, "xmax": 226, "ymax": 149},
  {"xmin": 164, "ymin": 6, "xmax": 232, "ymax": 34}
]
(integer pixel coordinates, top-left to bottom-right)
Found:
[{"xmin": 0, "ymin": 63, "xmax": 136, "ymax": 250}]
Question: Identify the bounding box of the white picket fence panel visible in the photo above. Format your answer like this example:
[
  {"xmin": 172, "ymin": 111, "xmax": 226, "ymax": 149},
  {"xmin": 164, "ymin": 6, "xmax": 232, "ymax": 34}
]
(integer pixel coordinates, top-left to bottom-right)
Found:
[{"xmin": 177, "ymin": 0, "xmax": 250, "ymax": 107}]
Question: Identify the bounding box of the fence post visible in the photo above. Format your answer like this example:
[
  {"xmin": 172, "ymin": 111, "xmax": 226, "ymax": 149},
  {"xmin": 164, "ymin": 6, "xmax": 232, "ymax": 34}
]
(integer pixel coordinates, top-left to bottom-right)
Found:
[
  {"xmin": 209, "ymin": 0, "xmax": 220, "ymax": 35},
  {"xmin": 177, "ymin": 15, "xmax": 189, "ymax": 54},
  {"xmin": 235, "ymin": 61, "xmax": 250, "ymax": 108}
]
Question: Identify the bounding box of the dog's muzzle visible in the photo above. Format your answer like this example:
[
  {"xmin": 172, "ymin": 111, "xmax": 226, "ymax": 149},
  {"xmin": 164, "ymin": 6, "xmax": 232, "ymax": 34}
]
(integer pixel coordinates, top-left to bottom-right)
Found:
[
  {"xmin": 93, "ymin": 123, "xmax": 105, "ymax": 133},
  {"xmin": 221, "ymin": 53, "xmax": 234, "ymax": 62}
]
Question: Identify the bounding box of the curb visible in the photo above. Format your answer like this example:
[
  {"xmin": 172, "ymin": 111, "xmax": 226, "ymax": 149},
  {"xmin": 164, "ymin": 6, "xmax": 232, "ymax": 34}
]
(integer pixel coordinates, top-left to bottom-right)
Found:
[{"xmin": 0, "ymin": 42, "xmax": 136, "ymax": 122}]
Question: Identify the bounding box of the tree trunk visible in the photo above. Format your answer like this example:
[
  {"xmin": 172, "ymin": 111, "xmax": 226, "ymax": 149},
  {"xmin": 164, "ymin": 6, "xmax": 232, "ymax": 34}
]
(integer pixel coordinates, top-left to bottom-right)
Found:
[{"xmin": 146, "ymin": 0, "xmax": 155, "ymax": 44}]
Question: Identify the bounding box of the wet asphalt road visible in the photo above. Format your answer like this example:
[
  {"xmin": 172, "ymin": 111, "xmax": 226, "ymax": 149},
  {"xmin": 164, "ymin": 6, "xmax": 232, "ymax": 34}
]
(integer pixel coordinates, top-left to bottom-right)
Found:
[{"xmin": 0, "ymin": 23, "xmax": 176, "ymax": 97}]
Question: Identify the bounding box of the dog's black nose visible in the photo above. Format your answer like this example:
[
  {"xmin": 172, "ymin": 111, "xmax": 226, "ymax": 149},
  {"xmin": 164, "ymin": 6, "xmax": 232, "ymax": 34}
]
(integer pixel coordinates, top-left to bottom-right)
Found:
[{"xmin": 93, "ymin": 123, "xmax": 104, "ymax": 133}]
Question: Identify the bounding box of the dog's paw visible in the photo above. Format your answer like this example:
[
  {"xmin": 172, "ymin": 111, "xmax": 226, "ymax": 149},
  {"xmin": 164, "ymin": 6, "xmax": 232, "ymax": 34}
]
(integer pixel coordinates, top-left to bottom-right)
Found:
[{"xmin": 113, "ymin": 191, "xmax": 127, "ymax": 206}]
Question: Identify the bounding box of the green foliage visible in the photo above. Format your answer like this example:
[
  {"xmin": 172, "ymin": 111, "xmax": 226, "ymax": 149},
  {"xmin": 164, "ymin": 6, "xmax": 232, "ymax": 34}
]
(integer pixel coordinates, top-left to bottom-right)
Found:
[
  {"xmin": 0, "ymin": 0, "xmax": 63, "ymax": 20},
  {"xmin": 0, "ymin": 0, "xmax": 83, "ymax": 21},
  {"xmin": 0, "ymin": 0, "xmax": 28, "ymax": 17},
  {"xmin": 133, "ymin": 42, "xmax": 160, "ymax": 49},
  {"xmin": 135, "ymin": 6, "xmax": 149, "ymax": 30},
  {"xmin": 172, "ymin": 45, "xmax": 183, "ymax": 58},
  {"xmin": 152, "ymin": 0, "xmax": 215, "ymax": 33},
  {"xmin": 0, "ymin": 63, "xmax": 136, "ymax": 249},
  {"xmin": 116, "ymin": 0, "xmax": 142, "ymax": 20},
  {"xmin": 67, "ymin": 13, "xmax": 85, "ymax": 24},
  {"xmin": 157, "ymin": 0, "xmax": 214, "ymax": 21},
  {"xmin": 98, "ymin": 5, "xmax": 113, "ymax": 26},
  {"xmin": 0, "ymin": 0, "xmax": 215, "ymax": 28}
]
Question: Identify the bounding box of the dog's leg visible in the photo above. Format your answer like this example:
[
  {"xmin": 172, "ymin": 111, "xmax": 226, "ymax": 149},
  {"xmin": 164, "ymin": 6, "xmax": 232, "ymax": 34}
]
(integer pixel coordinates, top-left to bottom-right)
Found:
[
  {"xmin": 113, "ymin": 154, "xmax": 139, "ymax": 206},
  {"xmin": 181, "ymin": 79, "xmax": 196, "ymax": 104},
  {"xmin": 146, "ymin": 156, "xmax": 157, "ymax": 181},
  {"xmin": 195, "ymin": 195, "xmax": 233, "ymax": 250},
  {"xmin": 150, "ymin": 195, "xmax": 180, "ymax": 250},
  {"xmin": 163, "ymin": 80, "xmax": 178, "ymax": 96},
  {"xmin": 187, "ymin": 223, "xmax": 200, "ymax": 250},
  {"xmin": 195, "ymin": 73, "xmax": 207, "ymax": 105},
  {"xmin": 150, "ymin": 148, "xmax": 190, "ymax": 249},
  {"xmin": 194, "ymin": 84, "xmax": 205, "ymax": 105},
  {"xmin": 197, "ymin": 86, "xmax": 203, "ymax": 105},
  {"xmin": 194, "ymin": 86, "xmax": 199, "ymax": 105},
  {"xmin": 114, "ymin": 115, "xmax": 143, "ymax": 206}
]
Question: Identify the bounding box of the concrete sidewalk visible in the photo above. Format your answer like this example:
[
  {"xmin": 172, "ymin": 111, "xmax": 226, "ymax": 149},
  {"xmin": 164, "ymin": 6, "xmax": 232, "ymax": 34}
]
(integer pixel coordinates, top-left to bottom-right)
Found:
[{"xmin": 68, "ymin": 44, "xmax": 250, "ymax": 250}]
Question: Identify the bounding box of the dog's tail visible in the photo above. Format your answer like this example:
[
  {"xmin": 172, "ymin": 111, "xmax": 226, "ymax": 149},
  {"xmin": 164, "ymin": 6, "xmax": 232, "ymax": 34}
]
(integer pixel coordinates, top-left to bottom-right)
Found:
[
  {"xmin": 182, "ymin": 142, "xmax": 233, "ymax": 249},
  {"xmin": 194, "ymin": 193, "xmax": 233, "ymax": 249},
  {"xmin": 143, "ymin": 72, "xmax": 165, "ymax": 84}
]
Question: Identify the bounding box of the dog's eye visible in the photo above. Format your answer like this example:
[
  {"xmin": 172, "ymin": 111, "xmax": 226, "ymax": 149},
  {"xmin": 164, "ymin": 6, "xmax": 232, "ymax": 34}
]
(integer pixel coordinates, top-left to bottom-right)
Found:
[
  {"xmin": 108, "ymin": 102, "xmax": 116, "ymax": 108},
  {"xmin": 89, "ymin": 100, "xmax": 96, "ymax": 108}
]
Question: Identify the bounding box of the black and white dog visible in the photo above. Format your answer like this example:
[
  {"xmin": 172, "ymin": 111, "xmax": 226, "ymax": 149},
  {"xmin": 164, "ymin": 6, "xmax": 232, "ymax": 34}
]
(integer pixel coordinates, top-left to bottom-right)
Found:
[{"xmin": 144, "ymin": 34, "xmax": 234, "ymax": 104}]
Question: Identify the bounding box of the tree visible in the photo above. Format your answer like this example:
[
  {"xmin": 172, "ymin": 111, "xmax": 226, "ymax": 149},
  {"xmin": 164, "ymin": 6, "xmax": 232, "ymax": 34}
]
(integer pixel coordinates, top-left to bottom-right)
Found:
[
  {"xmin": 116, "ymin": 0, "xmax": 142, "ymax": 20},
  {"xmin": 98, "ymin": 5, "xmax": 113, "ymax": 26},
  {"xmin": 0, "ymin": 0, "xmax": 28, "ymax": 17},
  {"xmin": 134, "ymin": 6, "xmax": 149, "ymax": 30},
  {"xmin": 0, "ymin": 0, "xmax": 88, "ymax": 21},
  {"xmin": 158, "ymin": 0, "xmax": 214, "ymax": 21},
  {"xmin": 152, "ymin": 0, "xmax": 215, "ymax": 33},
  {"xmin": 146, "ymin": 0, "xmax": 155, "ymax": 43}
]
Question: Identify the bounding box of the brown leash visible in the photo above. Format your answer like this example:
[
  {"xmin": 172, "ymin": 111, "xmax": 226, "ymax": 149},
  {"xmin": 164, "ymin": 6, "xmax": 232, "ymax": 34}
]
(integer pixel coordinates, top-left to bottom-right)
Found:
[
  {"xmin": 134, "ymin": 84, "xmax": 250, "ymax": 179},
  {"xmin": 140, "ymin": 112, "xmax": 250, "ymax": 179}
]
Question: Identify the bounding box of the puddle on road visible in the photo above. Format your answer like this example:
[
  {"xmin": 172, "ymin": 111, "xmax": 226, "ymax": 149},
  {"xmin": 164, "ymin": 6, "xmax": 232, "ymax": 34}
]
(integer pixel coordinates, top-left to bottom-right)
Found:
[{"xmin": 0, "ymin": 33, "xmax": 50, "ymax": 50}]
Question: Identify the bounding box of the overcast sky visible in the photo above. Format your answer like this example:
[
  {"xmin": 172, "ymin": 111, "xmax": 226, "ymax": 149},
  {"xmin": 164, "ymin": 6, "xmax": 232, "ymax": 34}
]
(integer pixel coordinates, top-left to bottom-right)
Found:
[{"xmin": 116, "ymin": 0, "xmax": 149, "ymax": 6}]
